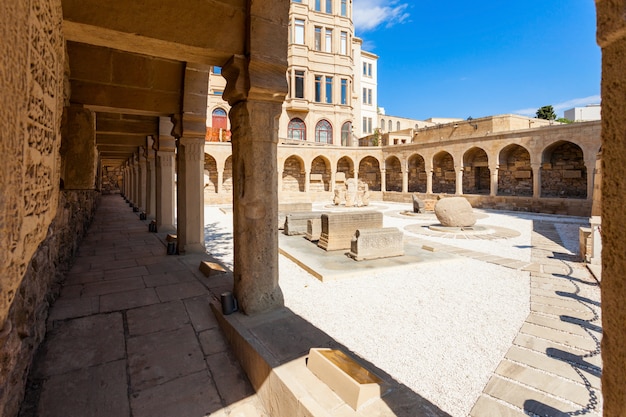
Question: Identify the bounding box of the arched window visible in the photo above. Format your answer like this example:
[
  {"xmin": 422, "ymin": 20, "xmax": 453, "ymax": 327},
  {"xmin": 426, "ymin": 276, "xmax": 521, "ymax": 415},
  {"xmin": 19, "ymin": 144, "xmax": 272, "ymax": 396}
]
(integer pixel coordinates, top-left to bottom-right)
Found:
[
  {"xmin": 315, "ymin": 119, "xmax": 333, "ymax": 144},
  {"xmin": 341, "ymin": 121, "xmax": 352, "ymax": 146},
  {"xmin": 415, "ymin": 123, "xmax": 419, "ymax": 130},
  {"xmin": 380, "ymin": 119, "xmax": 385, "ymax": 131},
  {"xmin": 288, "ymin": 118, "xmax": 306, "ymax": 140},
  {"xmin": 388, "ymin": 120, "xmax": 392, "ymax": 131},
  {"xmin": 397, "ymin": 121, "xmax": 401, "ymax": 131},
  {"xmin": 212, "ymin": 108, "xmax": 228, "ymax": 129}
]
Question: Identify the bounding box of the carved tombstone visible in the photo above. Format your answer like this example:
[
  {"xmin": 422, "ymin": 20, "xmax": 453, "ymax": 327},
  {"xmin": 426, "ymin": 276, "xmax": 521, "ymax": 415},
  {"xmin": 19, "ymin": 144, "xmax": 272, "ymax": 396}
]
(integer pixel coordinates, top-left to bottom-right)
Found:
[
  {"xmin": 345, "ymin": 178, "xmax": 358, "ymax": 207},
  {"xmin": 434, "ymin": 197, "xmax": 476, "ymax": 227},
  {"xmin": 412, "ymin": 194, "xmax": 425, "ymax": 213}
]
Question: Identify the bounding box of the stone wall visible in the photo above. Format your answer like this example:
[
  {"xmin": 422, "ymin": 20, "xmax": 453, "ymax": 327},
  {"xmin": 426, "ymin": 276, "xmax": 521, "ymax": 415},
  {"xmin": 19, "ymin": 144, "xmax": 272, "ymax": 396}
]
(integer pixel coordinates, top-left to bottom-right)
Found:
[
  {"xmin": 498, "ymin": 146, "xmax": 533, "ymax": 196},
  {"xmin": 310, "ymin": 157, "xmax": 330, "ymax": 192},
  {"xmin": 540, "ymin": 142, "xmax": 587, "ymax": 198},
  {"xmin": 282, "ymin": 156, "xmax": 304, "ymax": 192},
  {"xmin": 204, "ymin": 155, "xmax": 218, "ymax": 193},
  {"xmin": 0, "ymin": 190, "xmax": 98, "ymax": 417},
  {"xmin": 433, "ymin": 152, "xmax": 455, "ymax": 194},
  {"xmin": 385, "ymin": 157, "xmax": 402, "ymax": 192},
  {"xmin": 358, "ymin": 156, "xmax": 381, "ymax": 191},
  {"xmin": 408, "ymin": 155, "xmax": 427, "ymax": 192},
  {"xmin": 0, "ymin": 0, "xmax": 64, "ymax": 339}
]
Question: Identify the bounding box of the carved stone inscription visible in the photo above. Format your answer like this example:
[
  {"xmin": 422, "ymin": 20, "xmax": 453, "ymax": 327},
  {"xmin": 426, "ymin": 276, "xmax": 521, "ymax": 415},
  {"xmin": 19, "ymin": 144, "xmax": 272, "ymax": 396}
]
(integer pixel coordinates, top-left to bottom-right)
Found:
[
  {"xmin": 318, "ymin": 211, "xmax": 383, "ymax": 251},
  {"xmin": 349, "ymin": 227, "xmax": 405, "ymax": 261}
]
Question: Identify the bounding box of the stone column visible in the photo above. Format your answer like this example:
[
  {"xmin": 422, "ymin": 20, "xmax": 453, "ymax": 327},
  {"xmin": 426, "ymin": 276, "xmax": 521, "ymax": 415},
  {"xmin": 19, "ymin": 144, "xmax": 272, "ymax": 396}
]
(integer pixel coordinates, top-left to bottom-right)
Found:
[
  {"xmin": 146, "ymin": 149, "xmax": 156, "ymax": 218},
  {"xmin": 402, "ymin": 170, "xmax": 408, "ymax": 193},
  {"xmin": 277, "ymin": 169, "xmax": 284, "ymax": 193},
  {"xmin": 455, "ymin": 167, "xmax": 464, "ymax": 195},
  {"xmin": 216, "ymin": 168, "xmax": 223, "ymax": 195},
  {"xmin": 426, "ymin": 170, "xmax": 433, "ymax": 194},
  {"xmin": 223, "ymin": 54, "xmax": 286, "ymax": 314},
  {"xmin": 584, "ymin": 154, "xmax": 596, "ymax": 201},
  {"xmin": 138, "ymin": 153, "xmax": 147, "ymax": 211},
  {"xmin": 380, "ymin": 169, "xmax": 386, "ymax": 192},
  {"xmin": 176, "ymin": 136, "xmax": 206, "ymax": 253},
  {"xmin": 531, "ymin": 163, "xmax": 541, "ymax": 198},
  {"xmin": 489, "ymin": 164, "xmax": 499, "ymax": 196},
  {"xmin": 156, "ymin": 118, "xmax": 176, "ymax": 233},
  {"xmin": 304, "ymin": 170, "xmax": 311, "ymax": 192},
  {"xmin": 597, "ymin": 3, "xmax": 626, "ymax": 413},
  {"xmin": 132, "ymin": 160, "xmax": 139, "ymax": 207}
]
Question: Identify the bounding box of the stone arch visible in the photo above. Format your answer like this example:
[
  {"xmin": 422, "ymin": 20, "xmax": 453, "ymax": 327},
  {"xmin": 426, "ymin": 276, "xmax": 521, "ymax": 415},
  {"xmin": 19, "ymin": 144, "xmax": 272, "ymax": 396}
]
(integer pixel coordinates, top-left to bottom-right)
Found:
[
  {"xmin": 204, "ymin": 154, "xmax": 218, "ymax": 193},
  {"xmin": 223, "ymin": 155, "xmax": 233, "ymax": 193},
  {"xmin": 337, "ymin": 156, "xmax": 355, "ymax": 182},
  {"xmin": 283, "ymin": 155, "xmax": 305, "ymax": 192},
  {"xmin": 385, "ymin": 155, "xmax": 402, "ymax": 192},
  {"xmin": 462, "ymin": 147, "xmax": 490, "ymax": 195},
  {"xmin": 432, "ymin": 151, "xmax": 455, "ymax": 194},
  {"xmin": 311, "ymin": 155, "xmax": 331, "ymax": 192},
  {"xmin": 541, "ymin": 140, "xmax": 587, "ymax": 198},
  {"xmin": 498, "ymin": 144, "xmax": 532, "ymax": 196},
  {"xmin": 408, "ymin": 153, "xmax": 427, "ymax": 193},
  {"xmin": 358, "ymin": 156, "xmax": 381, "ymax": 191}
]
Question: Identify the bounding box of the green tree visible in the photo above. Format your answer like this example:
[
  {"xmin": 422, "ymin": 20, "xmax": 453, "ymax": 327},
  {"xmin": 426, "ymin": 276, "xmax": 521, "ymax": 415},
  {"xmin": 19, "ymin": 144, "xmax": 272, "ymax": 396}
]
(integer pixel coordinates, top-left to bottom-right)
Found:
[
  {"xmin": 536, "ymin": 105, "xmax": 556, "ymax": 120},
  {"xmin": 556, "ymin": 117, "xmax": 573, "ymax": 124}
]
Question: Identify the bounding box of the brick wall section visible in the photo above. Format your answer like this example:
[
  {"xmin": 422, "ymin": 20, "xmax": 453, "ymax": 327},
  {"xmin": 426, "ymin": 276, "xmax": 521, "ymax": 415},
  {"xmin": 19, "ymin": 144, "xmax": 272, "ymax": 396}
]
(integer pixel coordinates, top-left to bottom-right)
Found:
[
  {"xmin": 385, "ymin": 157, "xmax": 402, "ymax": 191},
  {"xmin": 359, "ymin": 157, "xmax": 381, "ymax": 191},
  {"xmin": 433, "ymin": 152, "xmax": 455, "ymax": 194},
  {"xmin": 283, "ymin": 156, "xmax": 304, "ymax": 192},
  {"xmin": 310, "ymin": 157, "xmax": 330, "ymax": 192},
  {"xmin": 540, "ymin": 142, "xmax": 587, "ymax": 198},
  {"xmin": 408, "ymin": 155, "xmax": 427, "ymax": 192},
  {"xmin": 498, "ymin": 145, "xmax": 533, "ymax": 196}
]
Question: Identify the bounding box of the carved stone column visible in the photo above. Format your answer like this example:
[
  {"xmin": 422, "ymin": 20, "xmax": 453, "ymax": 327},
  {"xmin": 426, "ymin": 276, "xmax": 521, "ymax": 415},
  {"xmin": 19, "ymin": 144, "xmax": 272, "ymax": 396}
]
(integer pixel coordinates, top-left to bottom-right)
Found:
[
  {"xmin": 146, "ymin": 148, "xmax": 156, "ymax": 218},
  {"xmin": 132, "ymin": 158, "xmax": 139, "ymax": 206},
  {"xmin": 176, "ymin": 136, "xmax": 206, "ymax": 253},
  {"xmin": 330, "ymin": 170, "xmax": 336, "ymax": 193},
  {"xmin": 426, "ymin": 169, "xmax": 433, "ymax": 194},
  {"xmin": 156, "ymin": 118, "xmax": 176, "ymax": 233},
  {"xmin": 304, "ymin": 170, "xmax": 311, "ymax": 193},
  {"xmin": 531, "ymin": 163, "xmax": 541, "ymax": 198},
  {"xmin": 223, "ymin": 54, "xmax": 286, "ymax": 314},
  {"xmin": 380, "ymin": 169, "xmax": 386, "ymax": 192}
]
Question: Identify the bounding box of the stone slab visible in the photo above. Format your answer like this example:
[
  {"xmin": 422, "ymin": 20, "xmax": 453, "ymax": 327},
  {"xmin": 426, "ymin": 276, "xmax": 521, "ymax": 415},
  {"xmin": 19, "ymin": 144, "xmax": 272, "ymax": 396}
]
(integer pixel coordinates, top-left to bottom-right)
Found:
[
  {"xmin": 470, "ymin": 395, "xmax": 528, "ymax": 417},
  {"xmin": 348, "ymin": 227, "xmax": 404, "ymax": 261},
  {"xmin": 318, "ymin": 211, "xmax": 383, "ymax": 251},
  {"xmin": 284, "ymin": 212, "xmax": 324, "ymax": 236},
  {"xmin": 306, "ymin": 348, "xmax": 384, "ymax": 410},
  {"xmin": 99, "ymin": 287, "xmax": 160, "ymax": 312},
  {"xmin": 199, "ymin": 260, "xmax": 228, "ymax": 276},
  {"xmin": 305, "ymin": 218, "xmax": 322, "ymax": 241},
  {"xmin": 126, "ymin": 300, "xmax": 190, "ymax": 336}
]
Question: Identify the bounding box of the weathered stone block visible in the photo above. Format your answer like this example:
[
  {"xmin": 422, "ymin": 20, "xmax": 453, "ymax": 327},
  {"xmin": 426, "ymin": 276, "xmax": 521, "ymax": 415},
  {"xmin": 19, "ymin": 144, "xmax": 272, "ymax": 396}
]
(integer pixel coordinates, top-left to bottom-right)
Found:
[
  {"xmin": 278, "ymin": 202, "xmax": 312, "ymax": 230},
  {"xmin": 514, "ymin": 171, "xmax": 532, "ymax": 179},
  {"xmin": 284, "ymin": 212, "xmax": 323, "ymax": 236},
  {"xmin": 434, "ymin": 197, "xmax": 476, "ymax": 227},
  {"xmin": 305, "ymin": 218, "xmax": 322, "ymax": 241},
  {"xmin": 348, "ymin": 228, "xmax": 404, "ymax": 261},
  {"xmin": 562, "ymin": 170, "xmax": 582, "ymax": 179},
  {"xmin": 199, "ymin": 261, "xmax": 227, "ymax": 277},
  {"xmin": 318, "ymin": 211, "xmax": 383, "ymax": 251}
]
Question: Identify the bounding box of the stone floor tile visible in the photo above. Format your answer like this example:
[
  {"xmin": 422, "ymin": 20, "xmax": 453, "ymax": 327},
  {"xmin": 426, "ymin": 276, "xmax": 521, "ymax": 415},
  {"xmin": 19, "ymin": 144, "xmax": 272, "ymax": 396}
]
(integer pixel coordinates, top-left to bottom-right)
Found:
[
  {"xmin": 483, "ymin": 375, "xmax": 599, "ymax": 416},
  {"xmin": 103, "ymin": 265, "xmax": 149, "ymax": 280},
  {"xmin": 92, "ymin": 258, "xmax": 138, "ymax": 271},
  {"xmin": 146, "ymin": 260, "xmax": 188, "ymax": 274},
  {"xmin": 127, "ymin": 325, "xmax": 206, "ymax": 392},
  {"xmin": 155, "ymin": 280, "xmax": 209, "ymax": 302},
  {"xmin": 99, "ymin": 288, "xmax": 160, "ymax": 313},
  {"xmin": 494, "ymin": 360, "xmax": 596, "ymax": 408},
  {"xmin": 64, "ymin": 269, "xmax": 105, "ymax": 285},
  {"xmin": 531, "ymin": 303, "xmax": 597, "ymax": 321},
  {"xmin": 520, "ymin": 322, "xmax": 598, "ymax": 351},
  {"xmin": 531, "ymin": 294, "xmax": 590, "ymax": 313},
  {"xmin": 199, "ymin": 327, "xmax": 230, "ymax": 356},
  {"xmin": 470, "ymin": 395, "xmax": 527, "ymax": 417},
  {"xmin": 130, "ymin": 371, "xmax": 222, "ymax": 417},
  {"xmin": 81, "ymin": 276, "xmax": 146, "ymax": 297},
  {"xmin": 126, "ymin": 300, "xmax": 190, "ymax": 336},
  {"xmin": 46, "ymin": 296, "xmax": 100, "ymax": 322},
  {"xmin": 38, "ymin": 360, "xmax": 129, "ymax": 417},
  {"xmin": 505, "ymin": 346, "xmax": 601, "ymax": 389},
  {"xmin": 35, "ymin": 313, "xmax": 125, "ymax": 377},
  {"xmin": 525, "ymin": 312, "xmax": 598, "ymax": 339},
  {"xmin": 185, "ymin": 295, "xmax": 219, "ymax": 332},
  {"xmin": 206, "ymin": 350, "xmax": 256, "ymax": 406}
]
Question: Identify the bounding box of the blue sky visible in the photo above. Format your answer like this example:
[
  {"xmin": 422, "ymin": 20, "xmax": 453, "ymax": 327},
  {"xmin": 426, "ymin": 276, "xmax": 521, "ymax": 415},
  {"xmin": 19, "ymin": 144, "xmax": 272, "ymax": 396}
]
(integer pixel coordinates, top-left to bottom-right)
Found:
[{"xmin": 353, "ymin": 0, "xmax": 601, "ymax": 121}]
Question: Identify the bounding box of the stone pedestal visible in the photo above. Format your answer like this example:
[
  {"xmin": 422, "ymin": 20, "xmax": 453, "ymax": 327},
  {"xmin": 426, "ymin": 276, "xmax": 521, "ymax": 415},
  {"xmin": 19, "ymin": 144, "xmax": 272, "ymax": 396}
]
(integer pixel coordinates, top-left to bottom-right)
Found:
[{"xmin": 176, "ymin": 136, "xmax": 205, "ymax": 254}]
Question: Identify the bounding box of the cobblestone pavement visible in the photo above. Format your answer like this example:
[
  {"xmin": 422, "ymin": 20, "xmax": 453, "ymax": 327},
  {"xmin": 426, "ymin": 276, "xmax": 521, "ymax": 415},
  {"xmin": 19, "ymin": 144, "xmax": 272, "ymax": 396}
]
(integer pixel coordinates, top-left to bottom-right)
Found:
[{"xmin": 19, "ymin": 194, "xmax": 266, "ymax": 417}]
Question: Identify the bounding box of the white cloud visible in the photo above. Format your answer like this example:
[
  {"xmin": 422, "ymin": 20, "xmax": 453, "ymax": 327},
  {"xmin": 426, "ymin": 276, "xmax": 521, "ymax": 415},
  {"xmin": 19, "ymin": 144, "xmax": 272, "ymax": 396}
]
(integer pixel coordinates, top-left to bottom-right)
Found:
[
  {"xmin": 353, "ymin": 0, "xmax": 410, "ymax": 33},
  {"xmin": 512, "ymin": 95, "xmax": 601, "ymax": 117}
]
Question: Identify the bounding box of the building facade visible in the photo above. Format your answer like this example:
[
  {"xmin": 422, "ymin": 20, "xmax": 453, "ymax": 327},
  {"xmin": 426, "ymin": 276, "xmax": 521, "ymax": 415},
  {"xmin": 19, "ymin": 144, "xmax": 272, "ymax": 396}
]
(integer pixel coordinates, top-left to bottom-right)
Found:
[{"xmin": 564, "ymin": 104, "xmax": 602, "ymax": 122}]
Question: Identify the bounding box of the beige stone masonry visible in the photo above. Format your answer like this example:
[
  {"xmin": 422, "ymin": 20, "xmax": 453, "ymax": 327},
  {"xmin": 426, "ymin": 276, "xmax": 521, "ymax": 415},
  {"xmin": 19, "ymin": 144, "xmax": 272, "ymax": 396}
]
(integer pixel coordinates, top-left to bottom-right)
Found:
[
  {"xmin": 284, "ymin": 213, "xmax": 324, "ymax": 236},
  {"xmin": 305, "ymin": 218, "xmax": 322, "ymax": 242},
  {"xmin": 348, "ymin": 228, "xmax": 404, "ymax": 261},
  {"xmin": 318, "ymin": 211, "xmax": 383, "ymax": 251}
]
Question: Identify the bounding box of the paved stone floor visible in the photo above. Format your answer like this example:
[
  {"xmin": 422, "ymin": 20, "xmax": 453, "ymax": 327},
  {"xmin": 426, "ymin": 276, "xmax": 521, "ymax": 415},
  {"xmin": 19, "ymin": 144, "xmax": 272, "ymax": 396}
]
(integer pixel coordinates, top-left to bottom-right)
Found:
[
  {"xmin": 19, "ymin": 194, "xmax": 266, "ymax": 417},
  {"xmin": 19, "ymin": 195, "xmax": 602, "ymax": 417}
]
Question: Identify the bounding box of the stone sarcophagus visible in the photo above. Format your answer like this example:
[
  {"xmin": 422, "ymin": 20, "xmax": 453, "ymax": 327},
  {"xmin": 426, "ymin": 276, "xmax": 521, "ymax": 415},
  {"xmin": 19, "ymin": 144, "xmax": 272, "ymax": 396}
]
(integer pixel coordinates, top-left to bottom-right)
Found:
[
  {"xmin": 278, "ymin": 202, "xmax": 313, "ymax": 230},
  {"xmin": 348, "ymin": 228, "xmax": 404, "ymax": 261},
  {"xmin": 318, "ymin": 211, "xmax": 383, "ymax": 251},
  {"xmin": 284, "ymin": 212, "xmax": 323, "ymax": 236}
]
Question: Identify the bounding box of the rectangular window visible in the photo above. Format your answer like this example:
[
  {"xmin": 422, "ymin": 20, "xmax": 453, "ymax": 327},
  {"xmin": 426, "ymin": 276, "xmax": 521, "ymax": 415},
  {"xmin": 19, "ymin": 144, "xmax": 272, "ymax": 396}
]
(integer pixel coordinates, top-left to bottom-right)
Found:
[
  {"xmin": 315, "ymin": 0, "xmax": 321, "ymax": 11},
  {"xmin": 368, "ymin": 117, "xmax": 372, "ymax": 134},
  {"xmin": 325, "ymin": 28, "xmax": 332, "ymax": 52},
  {"xmin": 340, "ymin": 0, "xmax": 347, "ymax": 16},
  {"xmin": 368, "ymin": 89, "xmax": 372, "ymax": 106},
  {"xmin": 326, "ymin": 0, "xmax": 332, "ymax": 14},
  {"xmin": 314, "ymin": 27, "xmax": 322, "ymax": 51},
  {"xmin": 340, "ymin": 78, "xmax": 348, "ymax": 105},
  {"xmin": 362, "ymin": 62, "xmax": 367, "ymax": 76},
  {"xmin": 315, "ymin": 75, "xmax": 322, "ymax": 102},
  {"xmin": 362, "ymin": 117, "xmax": 367, "ymax": 133},
  {"xmin": 295, "ymin": 70, "xmax": 305, "ymax": 98},
  {"xmin": 362, "ymin": 88, "xmax": 367, "ymax": 104},
  {"xmin": 325, "ymin": 76, "xmax": 333, "ymax": 104},
  {"xmin": 340, "ymin": 31, "xmax": 347, "ymax": 55},
  {"xmin": 294, "ymin": 19, "xmax": 305, "ymax": 44},
  {"xmin": 367, "ymin": 63, "xmax": 372, "ymax": 76}
]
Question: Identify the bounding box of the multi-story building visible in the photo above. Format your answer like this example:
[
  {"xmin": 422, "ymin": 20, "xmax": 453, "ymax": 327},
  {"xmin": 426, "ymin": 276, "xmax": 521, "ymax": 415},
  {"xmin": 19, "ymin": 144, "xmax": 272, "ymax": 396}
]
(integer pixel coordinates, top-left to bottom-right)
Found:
[
  {"xmin": 207, "ymin": 0, "xmax": 377, "ymax": 146},
  {"xmin": 564, "ymin": 104, "xmax": 601, "ymax": 122}
]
